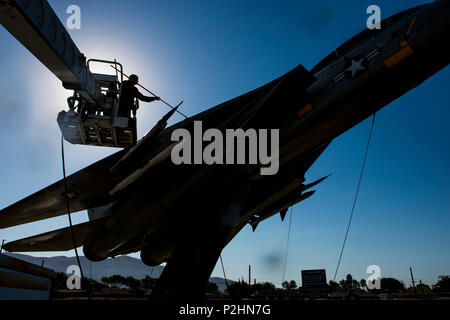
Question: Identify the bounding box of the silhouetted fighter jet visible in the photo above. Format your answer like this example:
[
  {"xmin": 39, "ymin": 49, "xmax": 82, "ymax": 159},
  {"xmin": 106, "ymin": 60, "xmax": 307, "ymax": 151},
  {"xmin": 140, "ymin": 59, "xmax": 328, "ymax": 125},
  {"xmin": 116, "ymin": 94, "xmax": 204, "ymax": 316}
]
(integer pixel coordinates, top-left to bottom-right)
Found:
[{"xmin": 0, "ymin": 0, "xmax": 449, "ymax": 299}]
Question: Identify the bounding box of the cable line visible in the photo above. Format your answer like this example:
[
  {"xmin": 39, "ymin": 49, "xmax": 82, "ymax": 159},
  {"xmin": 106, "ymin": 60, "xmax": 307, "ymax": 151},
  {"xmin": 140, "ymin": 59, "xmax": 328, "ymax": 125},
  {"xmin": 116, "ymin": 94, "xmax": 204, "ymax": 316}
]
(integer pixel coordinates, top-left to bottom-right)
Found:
[
  {"xmin": 61, "ymin": 136, "xmax": 85, "ymax": 280},
  {"xmin": 219, "ymin": 254, "xmax": 229, "ymax": 291},
  {"xmin": 282, "ymin": 206, "xmax": 294, "ymax": 284},
  {"xmin": 333, "ymin": 113, "xmax": 376, "ymax": 281}
]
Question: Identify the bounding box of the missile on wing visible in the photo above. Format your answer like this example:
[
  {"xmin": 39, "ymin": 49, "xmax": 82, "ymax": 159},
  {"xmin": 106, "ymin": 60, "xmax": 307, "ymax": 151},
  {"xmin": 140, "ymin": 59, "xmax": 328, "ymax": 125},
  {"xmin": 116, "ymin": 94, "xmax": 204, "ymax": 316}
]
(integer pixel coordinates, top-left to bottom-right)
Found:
[
  {"xmin": 109, "ymin": 140, "xmax": 184, "ymax": 196},
  {"xmin": 110, "ymin": 104, "xmax": 181, "ymax": 173}
]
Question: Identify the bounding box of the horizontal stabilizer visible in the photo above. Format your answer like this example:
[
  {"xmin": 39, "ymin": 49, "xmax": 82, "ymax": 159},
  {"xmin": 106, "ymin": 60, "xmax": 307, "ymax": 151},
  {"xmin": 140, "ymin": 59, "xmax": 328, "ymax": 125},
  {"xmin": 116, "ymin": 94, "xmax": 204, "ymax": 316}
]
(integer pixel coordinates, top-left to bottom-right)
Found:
[{"xmin": 2, "ymin": 219, "xmax": 105, "ymax": 252}]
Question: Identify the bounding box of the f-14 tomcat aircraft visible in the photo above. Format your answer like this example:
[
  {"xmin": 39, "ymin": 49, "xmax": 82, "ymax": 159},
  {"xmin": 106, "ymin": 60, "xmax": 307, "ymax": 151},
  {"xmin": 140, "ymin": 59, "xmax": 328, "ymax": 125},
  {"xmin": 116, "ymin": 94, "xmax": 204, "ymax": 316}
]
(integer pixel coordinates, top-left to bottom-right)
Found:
[{"xmin": 0, "ymin": 0, "xmax": 449, "ymax": 299}]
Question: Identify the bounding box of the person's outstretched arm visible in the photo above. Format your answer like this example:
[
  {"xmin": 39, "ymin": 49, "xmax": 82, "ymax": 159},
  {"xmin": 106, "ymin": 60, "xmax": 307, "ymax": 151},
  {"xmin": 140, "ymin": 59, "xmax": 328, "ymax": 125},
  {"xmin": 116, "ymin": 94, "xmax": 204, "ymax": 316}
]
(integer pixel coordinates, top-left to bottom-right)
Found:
[{"xmin": 136, "ymin": 90, "xmax": 160, "ymax": 102}]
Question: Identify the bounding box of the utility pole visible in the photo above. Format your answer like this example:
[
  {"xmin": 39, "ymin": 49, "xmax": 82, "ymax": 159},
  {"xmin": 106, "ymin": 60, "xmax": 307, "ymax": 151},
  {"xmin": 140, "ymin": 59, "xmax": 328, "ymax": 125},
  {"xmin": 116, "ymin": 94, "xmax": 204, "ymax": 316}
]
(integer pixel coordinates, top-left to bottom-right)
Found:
[
  {"xmin": 249, "ymin": 265, "xmax": 251, "ymax": 286},
  {"xmin": 0, "ymin": 240, "xmax": 5, "ymax": 253},
  {"xmin": 410, "ymin": 267, "xmax": 416, "ymax": 287},
  {"xmin": 410, "ymin": 267, "xmax": 416, "ymax": 298}
]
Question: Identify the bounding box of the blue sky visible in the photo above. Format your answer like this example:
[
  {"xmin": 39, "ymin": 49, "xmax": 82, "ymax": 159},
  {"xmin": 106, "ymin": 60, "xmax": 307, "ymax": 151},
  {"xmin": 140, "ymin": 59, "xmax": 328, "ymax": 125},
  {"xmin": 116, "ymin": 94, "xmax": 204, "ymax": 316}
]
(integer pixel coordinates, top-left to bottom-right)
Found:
[{"xmin": 0, "ymin": 0, "xmax": 449, "ymax": 287}]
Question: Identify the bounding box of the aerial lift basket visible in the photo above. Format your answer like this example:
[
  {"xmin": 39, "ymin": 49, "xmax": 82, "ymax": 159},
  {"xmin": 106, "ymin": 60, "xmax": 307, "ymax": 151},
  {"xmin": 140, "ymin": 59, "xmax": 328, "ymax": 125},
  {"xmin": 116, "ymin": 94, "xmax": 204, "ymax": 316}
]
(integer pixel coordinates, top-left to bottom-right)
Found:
[{"xmin": 57, "ymin": 59, "xmax": 137, "ymax": 148}]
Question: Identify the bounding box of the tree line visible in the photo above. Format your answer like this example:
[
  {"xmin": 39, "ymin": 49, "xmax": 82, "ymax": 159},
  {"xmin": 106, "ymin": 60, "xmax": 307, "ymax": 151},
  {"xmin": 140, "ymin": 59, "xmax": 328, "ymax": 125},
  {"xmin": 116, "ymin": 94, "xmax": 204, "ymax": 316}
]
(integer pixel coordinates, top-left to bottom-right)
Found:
[
  {"xmin": 51, "ymin": 272, "xmax": 450, "ymax": 298},
  {"xmin": 327, "ymin": 274, "xmax": 450, "ymax": 295},
  {"xmin": 221, "ymin": 274, "xmax": 450, "ymax": 299}
]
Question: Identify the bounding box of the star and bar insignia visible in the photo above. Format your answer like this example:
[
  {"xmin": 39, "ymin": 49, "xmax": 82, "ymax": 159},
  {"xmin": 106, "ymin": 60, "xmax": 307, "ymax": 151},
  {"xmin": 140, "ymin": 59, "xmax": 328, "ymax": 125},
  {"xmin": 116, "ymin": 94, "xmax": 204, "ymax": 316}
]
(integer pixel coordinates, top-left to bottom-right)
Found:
[{"xmin": 332, "ymin": 48, "xmax": 380, "ymax": 83}]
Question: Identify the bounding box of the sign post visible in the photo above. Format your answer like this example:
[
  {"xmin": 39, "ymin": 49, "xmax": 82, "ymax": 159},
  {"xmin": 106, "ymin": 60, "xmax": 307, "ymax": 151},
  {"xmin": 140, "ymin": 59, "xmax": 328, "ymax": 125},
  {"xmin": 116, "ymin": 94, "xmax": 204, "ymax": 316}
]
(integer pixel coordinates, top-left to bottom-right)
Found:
[{"xmin": 301, "ymin": 269, "xmax": 328, "ymax": 299}]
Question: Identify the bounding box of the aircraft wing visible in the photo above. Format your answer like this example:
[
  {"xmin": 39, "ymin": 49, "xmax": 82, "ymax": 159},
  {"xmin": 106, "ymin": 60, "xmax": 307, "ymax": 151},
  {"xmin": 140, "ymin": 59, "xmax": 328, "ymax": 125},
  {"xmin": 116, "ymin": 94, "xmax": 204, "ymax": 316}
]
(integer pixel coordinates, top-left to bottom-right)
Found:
[
  {"xmin": 2, "ymin": 218, "xmax": 106, "ymax": 252},
  {"xmin": 0, "ymin": 151, "xmax": 125, "ymax": 229}
]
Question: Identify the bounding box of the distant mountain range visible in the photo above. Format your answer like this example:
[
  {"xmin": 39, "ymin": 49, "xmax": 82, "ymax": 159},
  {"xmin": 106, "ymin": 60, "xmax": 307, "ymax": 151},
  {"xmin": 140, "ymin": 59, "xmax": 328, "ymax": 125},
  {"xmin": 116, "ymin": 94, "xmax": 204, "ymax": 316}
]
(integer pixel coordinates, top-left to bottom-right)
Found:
[{"xmin": 4, "ymin": 253, "xmax": 232, "ymax": 292}]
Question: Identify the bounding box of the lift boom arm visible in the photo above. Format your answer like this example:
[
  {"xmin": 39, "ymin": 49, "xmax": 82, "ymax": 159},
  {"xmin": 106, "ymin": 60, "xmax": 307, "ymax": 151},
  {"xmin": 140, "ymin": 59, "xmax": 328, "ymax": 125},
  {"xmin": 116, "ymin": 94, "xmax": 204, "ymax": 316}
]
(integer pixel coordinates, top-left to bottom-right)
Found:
[{"xmin": 0, "ymin": 0, "xmax": 102, "ymax": 105}]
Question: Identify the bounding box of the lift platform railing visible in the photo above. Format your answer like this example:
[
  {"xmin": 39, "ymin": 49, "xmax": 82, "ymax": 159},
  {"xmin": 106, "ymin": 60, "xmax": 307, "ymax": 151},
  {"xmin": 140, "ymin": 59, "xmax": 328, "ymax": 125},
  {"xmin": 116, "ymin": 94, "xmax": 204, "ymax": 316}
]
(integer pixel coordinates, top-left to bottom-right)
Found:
[{"xmin": 58, "ymin": 59, "xmax": 138, "ymax": 148}]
